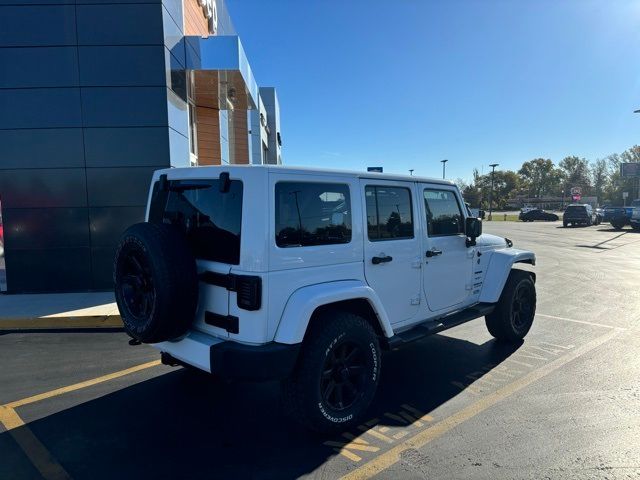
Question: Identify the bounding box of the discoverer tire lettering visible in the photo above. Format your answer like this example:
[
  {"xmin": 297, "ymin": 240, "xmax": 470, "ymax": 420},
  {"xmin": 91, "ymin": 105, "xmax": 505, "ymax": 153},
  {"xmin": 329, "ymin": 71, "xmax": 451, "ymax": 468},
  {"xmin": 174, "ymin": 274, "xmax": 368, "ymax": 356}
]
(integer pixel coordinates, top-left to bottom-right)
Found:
[{"xmin": 282, "ymin": 311, "xmax": 381, "ymax": 434}]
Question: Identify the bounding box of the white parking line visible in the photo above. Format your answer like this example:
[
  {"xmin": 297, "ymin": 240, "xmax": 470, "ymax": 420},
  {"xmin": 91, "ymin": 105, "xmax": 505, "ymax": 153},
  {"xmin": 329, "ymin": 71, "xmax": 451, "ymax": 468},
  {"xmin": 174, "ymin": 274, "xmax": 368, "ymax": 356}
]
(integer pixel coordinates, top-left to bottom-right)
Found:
[{"xmin": 536, "ymin": 313, "xmax": 620, "ymax": 330}]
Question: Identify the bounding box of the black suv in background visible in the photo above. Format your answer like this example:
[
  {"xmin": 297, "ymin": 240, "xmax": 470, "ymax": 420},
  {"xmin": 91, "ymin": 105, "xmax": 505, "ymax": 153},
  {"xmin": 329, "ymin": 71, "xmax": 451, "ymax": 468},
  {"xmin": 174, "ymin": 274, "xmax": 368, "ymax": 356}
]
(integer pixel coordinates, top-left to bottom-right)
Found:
[{"xmin": 563, "ymin": 204, "xmax": 599, "ymax": 227}]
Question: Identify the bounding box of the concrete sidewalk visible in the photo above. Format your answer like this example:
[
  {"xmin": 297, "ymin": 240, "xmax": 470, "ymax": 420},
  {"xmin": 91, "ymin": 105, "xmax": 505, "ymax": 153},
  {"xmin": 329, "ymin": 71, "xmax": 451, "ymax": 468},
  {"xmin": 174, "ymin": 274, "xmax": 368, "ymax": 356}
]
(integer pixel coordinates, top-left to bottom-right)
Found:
[{"xmin": 0, "ymin": 291, "xmax": 122, "ymax": 330}]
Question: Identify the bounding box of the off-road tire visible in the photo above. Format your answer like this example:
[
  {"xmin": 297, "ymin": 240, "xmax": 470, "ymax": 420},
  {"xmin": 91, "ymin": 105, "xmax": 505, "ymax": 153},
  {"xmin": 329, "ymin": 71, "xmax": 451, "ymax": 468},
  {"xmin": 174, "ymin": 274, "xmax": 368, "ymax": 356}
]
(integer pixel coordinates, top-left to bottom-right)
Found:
[
  {"xmin": 485, "ymin": 270, "xmax": 536, "ymax": 343},
  {"xmin": 282, "ymin": 312, "xmax": 381, "ymax": 434},
  {"xmin": 114, "ymin": 222, "xmax": 198, "ymax": 343}
]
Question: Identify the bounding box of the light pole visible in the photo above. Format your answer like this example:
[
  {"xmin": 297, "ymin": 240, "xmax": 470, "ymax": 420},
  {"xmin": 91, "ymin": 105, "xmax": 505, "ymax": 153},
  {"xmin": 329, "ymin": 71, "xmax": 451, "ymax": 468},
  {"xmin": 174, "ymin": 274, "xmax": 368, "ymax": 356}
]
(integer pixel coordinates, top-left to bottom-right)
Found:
[
  {"xmin": 488, "ymin": 163, "xmax": 499, "ymax": 220},
  {"xmin": 635, "ymin": 110, "xmax": 639, "ymax": 199},
  {"xmin": 440, "ymin": 159, "xmax": 448, "ymax": 179},
  {"xmin": 409, "ymin": 169, "xmax": 414, "ymax": 176}
]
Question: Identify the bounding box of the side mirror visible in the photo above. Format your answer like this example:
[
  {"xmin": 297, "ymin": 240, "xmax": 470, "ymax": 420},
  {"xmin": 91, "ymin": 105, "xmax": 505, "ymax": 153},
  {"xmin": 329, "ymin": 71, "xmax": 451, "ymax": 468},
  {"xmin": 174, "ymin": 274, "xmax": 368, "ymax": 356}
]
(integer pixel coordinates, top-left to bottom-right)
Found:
[{"xmin": 465, "ymin": 217, "xmax": 482, "ymax": 247}]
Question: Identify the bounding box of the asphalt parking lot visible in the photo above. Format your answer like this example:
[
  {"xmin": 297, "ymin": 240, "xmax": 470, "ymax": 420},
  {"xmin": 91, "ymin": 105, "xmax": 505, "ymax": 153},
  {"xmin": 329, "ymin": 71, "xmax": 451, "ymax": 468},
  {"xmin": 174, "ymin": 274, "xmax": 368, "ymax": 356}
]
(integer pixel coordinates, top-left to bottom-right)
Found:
[{"xmin": 1, "ymin": 221, "xmax": 639, "ymax": 480}]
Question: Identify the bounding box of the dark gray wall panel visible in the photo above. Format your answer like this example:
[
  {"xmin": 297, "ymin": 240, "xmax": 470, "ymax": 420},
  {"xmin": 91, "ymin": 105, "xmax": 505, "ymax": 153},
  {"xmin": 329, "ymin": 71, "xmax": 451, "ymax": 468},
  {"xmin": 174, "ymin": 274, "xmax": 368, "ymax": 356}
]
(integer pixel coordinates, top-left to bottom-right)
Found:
[
  {"xmin": 86, "ymin": 166, "xmax": 161, "ymax": 207},
  {"xmin": 90, "ymin": 246, "xmax": 116, "ymax": 289},
  {"xmin": 168, "ymin": 127, "xmax": 190, "ymax": 168},
  {"xmin": 162, "ymin": 5, "xmax": 184, "ymax": 66},
  {"xmin": 0, "ymin": 47, "xmax": 79, "ymax": 88},
  {"xmin": 0, "ymin": 0, "xmax": 74, "ymax": 4},
  {"xmin": 167, "ymin": 88, "xmax": 188, "ymax": 137},
  {"xmin": 77, "ymin": 0, "xmax": 157, "ymax": 3},
  {"xmin": 0, "ymin": 129, "xmax": 84, "ymax": 169},
  {"xmin": 0, "ymin": 88, "xmax": 82, "ymax": 129},
  {"xmin": 0, "ymin": 6, "xmax": 76, "ymax": 46},
  {"xmin": 78, "ymin": 46, "xmax": 165, "ymax": 87},
  {"xmin": 166, "ymin": 47, "xmax": 187, "ymax": 101},
  {"xmin": 0, "ymin": 168, "xmax": 87, "ymax": 209},
  {"xmin": 89, "ymin": 206, "xmax": 145, "ymax": 247},
  {"xmin": 76, "ymin": 4, "xmax": 163, "ymax": 46},
  {"xmin": 5, "ymin": 247, "xmax": 91, "ymax": 293},
  {"xmin": 81, "ymin": 87, "xmax": 168, "ymax": 127},
  {"xmin": 2, "ymin": 207, "xmax": 89, "ymax": 250},
  {"xmin": 84, "ymin": 127, "xmax": 170, "ymax": 167}
]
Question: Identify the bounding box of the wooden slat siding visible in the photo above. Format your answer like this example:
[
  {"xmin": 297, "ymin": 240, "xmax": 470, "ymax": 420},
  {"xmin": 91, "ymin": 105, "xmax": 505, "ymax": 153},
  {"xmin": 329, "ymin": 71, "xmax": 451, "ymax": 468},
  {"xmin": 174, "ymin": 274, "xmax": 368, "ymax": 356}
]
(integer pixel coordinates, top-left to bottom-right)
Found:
[
  {"xmin": 184, "ymin": 0, "xmax": 209, "ymax": 36},
  {"xmin": 196, "ymin": 106, "xmax": 221, "ymax": 165},
  {"xmin": 233, "ymin": 110, "xmax": 249, "ymax": 164}
]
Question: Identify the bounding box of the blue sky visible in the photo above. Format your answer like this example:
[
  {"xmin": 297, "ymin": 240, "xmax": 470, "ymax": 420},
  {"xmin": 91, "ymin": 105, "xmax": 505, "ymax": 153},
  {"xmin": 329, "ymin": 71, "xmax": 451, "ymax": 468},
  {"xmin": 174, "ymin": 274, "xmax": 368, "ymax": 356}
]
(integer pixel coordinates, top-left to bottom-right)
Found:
[{"xmin": 227, "ymin": 0, "xmax": 640, "ymax": 181}]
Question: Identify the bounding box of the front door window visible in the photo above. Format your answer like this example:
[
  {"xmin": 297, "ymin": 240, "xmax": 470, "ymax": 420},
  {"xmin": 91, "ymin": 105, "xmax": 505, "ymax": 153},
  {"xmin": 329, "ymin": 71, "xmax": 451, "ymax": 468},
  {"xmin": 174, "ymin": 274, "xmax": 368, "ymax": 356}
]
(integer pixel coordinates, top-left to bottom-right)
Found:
[{"xmin": 421, "ymin": 186, "xmax": 472, "ymax": 312}]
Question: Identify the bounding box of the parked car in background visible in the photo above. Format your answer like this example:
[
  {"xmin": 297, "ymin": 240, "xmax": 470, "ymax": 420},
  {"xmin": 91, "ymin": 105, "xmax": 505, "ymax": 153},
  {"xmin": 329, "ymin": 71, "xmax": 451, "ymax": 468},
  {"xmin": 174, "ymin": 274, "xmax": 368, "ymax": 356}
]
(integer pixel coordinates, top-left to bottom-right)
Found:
[
  {"xmin": 465, "ymin": 203, "xmax": 486, "ymax": 220},
  {"xmin": 630, "ymin": 206, "xmax": 640, "ymax": 231},
  {"xmin": 595, "ymin": 206, "xmax": 604, "ymax": 224},
  {"xmin": 519, "ymin": 209, "xmax": 559, "ymax": 222},
  {"xmin": 602, "ymin": 200, "xmax": 640, "ymax": 229},
  {"xmin": 563, "ymin": 204, "xmax": 599, "ymax": 227}
]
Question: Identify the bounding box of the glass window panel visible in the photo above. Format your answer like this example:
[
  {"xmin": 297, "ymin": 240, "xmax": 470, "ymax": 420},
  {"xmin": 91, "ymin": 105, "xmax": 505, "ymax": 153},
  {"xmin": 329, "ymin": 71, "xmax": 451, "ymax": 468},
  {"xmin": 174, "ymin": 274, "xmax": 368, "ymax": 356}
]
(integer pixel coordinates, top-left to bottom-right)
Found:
[
  {"xmin": 423, "ymin": 188, "xmax": 464, "ymax": 236},
  {"xmin": 275, "ymin": 182, "xmax": 351, "ymax": 247}
]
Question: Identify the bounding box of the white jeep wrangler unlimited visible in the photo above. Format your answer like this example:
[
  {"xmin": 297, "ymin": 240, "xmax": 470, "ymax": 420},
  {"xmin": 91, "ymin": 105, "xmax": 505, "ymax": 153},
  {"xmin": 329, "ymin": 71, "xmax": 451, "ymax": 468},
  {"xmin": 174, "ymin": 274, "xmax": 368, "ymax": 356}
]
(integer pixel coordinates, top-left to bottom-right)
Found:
[{"xmin": 114, "ymin": 166, "xmax": 536, "ymax": 433}]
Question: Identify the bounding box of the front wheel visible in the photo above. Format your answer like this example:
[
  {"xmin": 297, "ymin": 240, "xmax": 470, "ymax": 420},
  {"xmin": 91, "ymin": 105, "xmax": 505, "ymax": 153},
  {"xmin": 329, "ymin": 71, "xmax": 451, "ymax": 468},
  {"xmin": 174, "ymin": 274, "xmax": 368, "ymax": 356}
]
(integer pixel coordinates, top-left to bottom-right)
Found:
[
  {"xmin": 485, "ymin": 270, "xmax": 536, "ymax": 343},
  {"xmin": 282, "ymin": 312, "xmax": 381, "ymax": 434}
]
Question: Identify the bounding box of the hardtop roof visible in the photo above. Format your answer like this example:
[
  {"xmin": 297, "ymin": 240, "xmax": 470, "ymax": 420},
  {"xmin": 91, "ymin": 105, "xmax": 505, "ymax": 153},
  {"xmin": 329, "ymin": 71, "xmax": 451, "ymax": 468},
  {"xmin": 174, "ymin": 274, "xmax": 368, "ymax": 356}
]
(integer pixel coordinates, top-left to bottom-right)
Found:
[{"xmin": 161, "ymin": 164, "xmax": 455, "ymax": 186}]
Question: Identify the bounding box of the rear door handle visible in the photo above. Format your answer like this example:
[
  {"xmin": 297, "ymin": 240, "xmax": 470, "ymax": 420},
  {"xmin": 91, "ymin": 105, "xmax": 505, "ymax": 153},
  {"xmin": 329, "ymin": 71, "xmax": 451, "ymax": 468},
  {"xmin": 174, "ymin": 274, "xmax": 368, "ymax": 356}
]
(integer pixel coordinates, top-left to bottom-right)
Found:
[
  {"xmin": 425, "ymin": 249, "xmax": 443, "ymax": 258},
  {"xmin": 371, "ymin": 255, "xmax": 393, "ymax": 265}
]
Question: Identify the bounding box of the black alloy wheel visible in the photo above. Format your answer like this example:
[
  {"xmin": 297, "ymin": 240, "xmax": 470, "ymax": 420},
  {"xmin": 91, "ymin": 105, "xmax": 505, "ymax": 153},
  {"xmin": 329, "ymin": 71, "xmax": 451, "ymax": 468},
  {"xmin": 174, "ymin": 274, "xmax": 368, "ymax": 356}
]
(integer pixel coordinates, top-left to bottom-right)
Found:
[
  {"xmin": 511, "ymin": 282, "xmax": 534, "ymax": 331},
  {"xmin": 282, "ymin": 311, "xmax": 381, "ymax": 433},
  {"xmin": 119, "ymin": 249, "xmax": 156, "ymax": 321},
  {"xmin": 320, "ymin": 341, "xmax": 367, "ymax": 411},
  {"xmin": 485, "ymin": 269, "xmax": 536, "ymax": 342}
]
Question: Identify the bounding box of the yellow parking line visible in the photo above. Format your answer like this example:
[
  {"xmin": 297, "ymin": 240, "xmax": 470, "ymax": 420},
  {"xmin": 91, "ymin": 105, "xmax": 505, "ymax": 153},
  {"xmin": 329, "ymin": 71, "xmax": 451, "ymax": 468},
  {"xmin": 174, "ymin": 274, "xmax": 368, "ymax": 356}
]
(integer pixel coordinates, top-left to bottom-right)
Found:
[
  {"xmin": 6, "ymin": 360, "xmax": 161, "ymax": 409},
  {"xmin": 340, "ymin": 327, "xmax": 622, "ymax": 480},
  {"xmin": 0, "ymin": 406, "xmax": 71, "ymax": 480}
]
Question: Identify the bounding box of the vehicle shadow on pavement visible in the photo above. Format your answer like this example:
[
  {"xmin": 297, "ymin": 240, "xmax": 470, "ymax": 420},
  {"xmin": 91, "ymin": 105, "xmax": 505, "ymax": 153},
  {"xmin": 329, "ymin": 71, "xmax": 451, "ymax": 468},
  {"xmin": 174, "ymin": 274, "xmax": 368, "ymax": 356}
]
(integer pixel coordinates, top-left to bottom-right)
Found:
[{"xmin": 0, "ymin": 334, "xmax": 521, "ymax": 480}]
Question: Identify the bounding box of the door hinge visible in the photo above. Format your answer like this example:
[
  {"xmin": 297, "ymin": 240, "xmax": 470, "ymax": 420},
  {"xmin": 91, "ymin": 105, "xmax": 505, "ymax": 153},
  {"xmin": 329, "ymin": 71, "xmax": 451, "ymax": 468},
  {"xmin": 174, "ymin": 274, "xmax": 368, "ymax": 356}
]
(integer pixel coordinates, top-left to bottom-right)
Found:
[
  {"xmin": 410, "ymin": 295, "xmax": 421, "ymax": 305},
  {"xmin": 411, "ymin": 257, "xmax": 422, "ymax": 268}
]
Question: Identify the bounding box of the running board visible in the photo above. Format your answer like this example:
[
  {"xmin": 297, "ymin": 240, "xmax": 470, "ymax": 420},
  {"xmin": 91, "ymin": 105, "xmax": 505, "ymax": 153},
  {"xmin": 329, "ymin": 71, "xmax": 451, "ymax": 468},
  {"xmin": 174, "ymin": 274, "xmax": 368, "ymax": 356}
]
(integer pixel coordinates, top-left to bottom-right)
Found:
[{"xmin": 385, "ymin": 303, "xmax": 495, "ymax": 350}]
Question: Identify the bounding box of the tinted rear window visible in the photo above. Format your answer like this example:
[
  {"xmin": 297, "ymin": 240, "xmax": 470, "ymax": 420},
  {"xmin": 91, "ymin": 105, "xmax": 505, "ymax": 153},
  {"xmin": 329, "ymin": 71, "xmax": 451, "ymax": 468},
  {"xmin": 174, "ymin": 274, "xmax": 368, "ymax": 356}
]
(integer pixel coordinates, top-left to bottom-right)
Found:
[
  {"xmin": 149, "ymin": 179, "xmax": 243, "ymax": 264},
  {"xmin": 275, "ymin": 181, "xmax": 351, "ymax": 247}
]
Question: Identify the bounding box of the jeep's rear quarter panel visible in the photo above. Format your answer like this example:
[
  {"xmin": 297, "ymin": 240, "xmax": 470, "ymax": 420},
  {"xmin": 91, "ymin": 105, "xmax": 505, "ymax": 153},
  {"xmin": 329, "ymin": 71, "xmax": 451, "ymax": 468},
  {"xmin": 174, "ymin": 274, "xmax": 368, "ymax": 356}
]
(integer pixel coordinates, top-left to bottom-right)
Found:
[{"xmin": 265, "ymin": 171, "xmax": 366, "ymax": 342}]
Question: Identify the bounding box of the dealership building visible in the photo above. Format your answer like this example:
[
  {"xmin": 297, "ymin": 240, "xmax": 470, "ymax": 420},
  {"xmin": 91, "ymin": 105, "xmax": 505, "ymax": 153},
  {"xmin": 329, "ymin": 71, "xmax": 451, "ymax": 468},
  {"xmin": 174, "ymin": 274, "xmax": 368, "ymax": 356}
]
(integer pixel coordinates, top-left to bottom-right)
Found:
[{"xmin": 0, "ymin": 0, "xmax": 281, "ymax": 293}]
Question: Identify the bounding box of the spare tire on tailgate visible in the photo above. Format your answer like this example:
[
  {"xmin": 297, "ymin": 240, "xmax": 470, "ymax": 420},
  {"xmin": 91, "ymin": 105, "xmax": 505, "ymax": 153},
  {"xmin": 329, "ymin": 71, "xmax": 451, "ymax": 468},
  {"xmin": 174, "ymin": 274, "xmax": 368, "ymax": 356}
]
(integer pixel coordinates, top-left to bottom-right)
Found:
[{"xmin": 114, "ymin": 222, "xmax": 198, "ymax": 343}]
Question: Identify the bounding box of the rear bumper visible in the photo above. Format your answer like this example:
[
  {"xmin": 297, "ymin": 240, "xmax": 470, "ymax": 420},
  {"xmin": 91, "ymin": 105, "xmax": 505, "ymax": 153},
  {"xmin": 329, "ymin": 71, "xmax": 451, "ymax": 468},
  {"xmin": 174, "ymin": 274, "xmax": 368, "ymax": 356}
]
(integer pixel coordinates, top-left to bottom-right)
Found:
[
  {"xmin": 210, "ymin": 341, "xmax": 301, "ymax": 381},
  {"xmin": 156, "ymin": 331, "xmax": 301, "ymax": 381}
]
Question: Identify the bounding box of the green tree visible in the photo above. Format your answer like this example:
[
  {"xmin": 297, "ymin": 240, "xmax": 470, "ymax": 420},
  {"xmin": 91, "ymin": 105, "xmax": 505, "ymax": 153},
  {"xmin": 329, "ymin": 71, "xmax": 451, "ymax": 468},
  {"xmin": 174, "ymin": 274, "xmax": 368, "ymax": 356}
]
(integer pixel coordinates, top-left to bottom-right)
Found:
[
  {"xmin": 605, "ymin": 146, "xmax": 640, "ymax": 203},
  {"xmin": 473, "ymin": 170, "xmax": 520, "ymax": 209},
  {"xmin": 518, "ymin": 158, "xmax": 562, "ymax": 198},
  {"xmin": 559, "ymin": 156, "xmax": 592, "ymax": 194},
  {"xmin": 590, "ymin": 158, "xmax": 609, "ymax": 203}
]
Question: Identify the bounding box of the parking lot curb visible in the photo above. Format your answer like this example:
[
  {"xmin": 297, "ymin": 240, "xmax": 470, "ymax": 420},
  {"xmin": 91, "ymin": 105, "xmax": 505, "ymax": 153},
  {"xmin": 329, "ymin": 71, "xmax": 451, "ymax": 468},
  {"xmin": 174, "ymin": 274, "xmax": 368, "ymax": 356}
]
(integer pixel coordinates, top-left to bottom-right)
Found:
[{"xmin": 0, "ymin": 315, "xmax": 123, "ymax": 330}]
